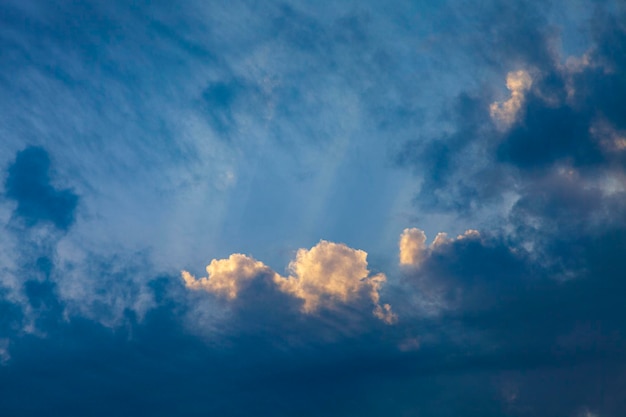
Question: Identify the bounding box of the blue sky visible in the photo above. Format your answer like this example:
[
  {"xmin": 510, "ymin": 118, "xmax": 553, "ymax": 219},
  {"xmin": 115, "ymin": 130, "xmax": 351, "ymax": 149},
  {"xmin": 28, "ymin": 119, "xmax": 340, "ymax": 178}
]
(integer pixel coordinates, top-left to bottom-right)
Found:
[{"xmin": 1, "ymin": 1, "xmax": 625, "ymax": 416}]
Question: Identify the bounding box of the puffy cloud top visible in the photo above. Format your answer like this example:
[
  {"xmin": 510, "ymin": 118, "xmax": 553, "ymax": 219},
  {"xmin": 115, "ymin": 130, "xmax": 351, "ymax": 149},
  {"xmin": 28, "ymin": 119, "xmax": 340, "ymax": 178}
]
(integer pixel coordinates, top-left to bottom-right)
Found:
[
  {"xmin": 490, "ymin": 69, "xmax": 533, "ymax": 129},
  {"xmin": 278, "ymin": 241, "xmax": 374, "ymax": 311},
  {"xmin": 399, "ymin": 227, "xmax": 481, "ymax": 268},
  {"xmin": 183, "ymin": 240, "xmax": 396, "ymax": 323},
  {"xmin": 399, "ymin": 228, "xmax": 427, "ymax": 266},
  {"xmin": 182, "ymin": 254, "xmax": 275, "ymax": 300}
]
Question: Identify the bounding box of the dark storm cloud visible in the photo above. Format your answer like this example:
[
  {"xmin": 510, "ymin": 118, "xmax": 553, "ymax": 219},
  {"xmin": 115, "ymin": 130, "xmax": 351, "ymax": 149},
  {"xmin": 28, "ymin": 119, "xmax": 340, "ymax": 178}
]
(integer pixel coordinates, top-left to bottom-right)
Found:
[
  {"xmin": 398, "ymin": 1, "xmax": 626, "ymax": 215},
  {"xmin": 5, "ymin": 146, "xmax": 78, "ymax": 230},
  {"xmin": 2, "ymin": 234, "xmax": 624, "ymax": 417},
  {"xmin": 0, "ymin": 266, "xmax": 406, "ymax": 417},
  {"xmin": 392, "ymin": 2, "xmax": 626, "ymax": 415},
  {"xmin": 496, "ymin": 12, "xmax": 626, "ymax": 171},
  {"xmin": 397, "ymin": 228, "xmax": 626, "ymax": 416},
  {"xmin": 497, "ymin": 100, "xmax": 598, "ymax": 168}
]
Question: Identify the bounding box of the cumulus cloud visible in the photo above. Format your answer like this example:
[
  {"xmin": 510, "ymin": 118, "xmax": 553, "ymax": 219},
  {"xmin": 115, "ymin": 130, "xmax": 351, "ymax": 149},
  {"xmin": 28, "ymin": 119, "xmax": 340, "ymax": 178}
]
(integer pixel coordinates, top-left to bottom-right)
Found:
[
  {"xmin": 399, "ymin": 227, "xmax": 481, "ymax": 268},
  {"xmin": 398, "ymin": 228, "xmax": 486, "ymax": 316},
  {"xmin": 276, "ymin": 240, "xmax": 397, "ymax": 323},
  {"xmin": 183, "ymin": 229, "xmax": 488, "ymax": 325},
  {"xmin": 182, "ymin": 254, "xmax": 276, "ymax": 300},
  {"xmin": 490, "ymin": 69, "xmax": 533, "ymax": 129},
  {"xmin": 399, "ymin": 228, "xmax": 427, "ymax": 266},
  {"xmin": 182, "ymin": 240, "xmax": 396, "ymax": 323}
]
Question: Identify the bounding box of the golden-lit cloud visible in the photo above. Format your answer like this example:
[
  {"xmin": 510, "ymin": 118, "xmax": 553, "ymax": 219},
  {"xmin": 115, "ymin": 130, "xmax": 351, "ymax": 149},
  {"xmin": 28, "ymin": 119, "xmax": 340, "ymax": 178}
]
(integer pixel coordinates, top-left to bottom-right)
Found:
[
  {"xmin": 276, "ymin": 240, "xmax": 397, "ymax": 323},
  {"xmin": 490, "ymin": 69, "xmax": 533, "ymax": 129},
  {"xmin": 182, "ymin": 254, "xmax": 276, "ymax": 300},
  {"xmin": 399, "ymin": 228, "xmax": 481, "ymax": 267},
  {"xmin": 399, "ymin": 228, "xmax": 427, "ymax": 266},
  {"xmin": 182, "ymin": 241, "xmax": 396, "ymax": 323},
  {"xmin": 183, "ymin": 228, "xmax": 485, "ymax": 324}
]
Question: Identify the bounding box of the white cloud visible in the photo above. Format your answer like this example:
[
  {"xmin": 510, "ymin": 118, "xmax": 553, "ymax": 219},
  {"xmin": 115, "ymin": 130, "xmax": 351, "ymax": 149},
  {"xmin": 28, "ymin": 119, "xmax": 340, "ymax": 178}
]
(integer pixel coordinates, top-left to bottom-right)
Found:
[
  {"xmin": 276, "ymin": 240, "xmax": 397, "ymax": 323},
  {"xmin": 490, "ymin": 69, "xmax": 533, "ymax": 129},
  {"xmin": 182, "ymin": 254, "xmax": 275, "ymax": 300},
  {"xmin": 399, "ymin": 228, "xmax": 427, "ymax": 266},
  {"xmin": 278, "ymin": 241, "xmax": 372, "ymax": 310},
  {"xmin": 399, "ymin": 228, "xmax": 482, "ymax": 317},
  {"xmin": 431, "ymin": 232, "xmax": 451, "ymax": 248},
  {"xmin": 399, "ymin": 227, "xmax": 481, "ymax": 267},
  {"xmin": 456, "ymin": 229, "xmax": 481, "ymax": 240},
  {"xmin": 183, "ymin": 240, "xmax": 397, "ymax": 323},
  {"xmin": 183, "ymin": 228, "xmax": 486, "ymax": 325}
]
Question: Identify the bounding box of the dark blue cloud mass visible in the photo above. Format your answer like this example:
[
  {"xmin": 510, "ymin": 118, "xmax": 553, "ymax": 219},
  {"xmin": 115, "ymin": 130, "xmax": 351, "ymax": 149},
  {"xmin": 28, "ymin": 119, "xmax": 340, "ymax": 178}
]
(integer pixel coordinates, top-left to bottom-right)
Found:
[{"xmin": 4, "ymin": 146, "xmax": 78, "ymax": 230}]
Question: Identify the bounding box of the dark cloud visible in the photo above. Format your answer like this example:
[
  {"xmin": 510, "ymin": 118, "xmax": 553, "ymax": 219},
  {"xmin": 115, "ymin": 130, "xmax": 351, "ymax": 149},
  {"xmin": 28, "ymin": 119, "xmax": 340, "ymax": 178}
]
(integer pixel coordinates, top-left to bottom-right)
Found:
[
  {"xmin": 5, "ymin": 146, "xmax": 78, "ymax": 230},
  {"xmin": 391, "ymin": 4, "xmax": 626, "ymax": 414},
  {"xmin": 397, "ymin": 227, "xmax": 626, "ymax": 416},
  {"xmin": 496, "ymin": 13, "xmax": 626, "ymax": 171},
  {"xmin": 398, "ymin": 1, "xmax": 626, "ymax": 216},
  {"xmin": 497, "ymin": 101, "xmax": 598, "ymax": 168},
  {"xmin": 2, "ymin": 223, "xmax": 624, "ymax": 416}
]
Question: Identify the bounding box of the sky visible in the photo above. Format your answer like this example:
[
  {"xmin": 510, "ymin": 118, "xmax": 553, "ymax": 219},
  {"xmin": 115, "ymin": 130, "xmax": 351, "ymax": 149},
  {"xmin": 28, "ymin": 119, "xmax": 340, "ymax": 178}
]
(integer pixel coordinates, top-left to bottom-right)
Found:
[{"xmin": 0, "ymin": 0, "xmax": 625, "ymax": 416}]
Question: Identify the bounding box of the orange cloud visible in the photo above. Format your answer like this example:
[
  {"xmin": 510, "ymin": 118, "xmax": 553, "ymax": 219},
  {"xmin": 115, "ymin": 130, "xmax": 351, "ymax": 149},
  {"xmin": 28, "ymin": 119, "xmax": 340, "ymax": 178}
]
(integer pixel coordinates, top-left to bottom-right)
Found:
[
  {"xmin": 490, "ymin": 69, "xmax": 533, "ymax": 129},
  {"xmin": 182, "ymin": 254, "xmax": 276, "ymax": 300},
  {"xmin": 182, "ymin": 241, "xmax": 397, "ymax": 324}
]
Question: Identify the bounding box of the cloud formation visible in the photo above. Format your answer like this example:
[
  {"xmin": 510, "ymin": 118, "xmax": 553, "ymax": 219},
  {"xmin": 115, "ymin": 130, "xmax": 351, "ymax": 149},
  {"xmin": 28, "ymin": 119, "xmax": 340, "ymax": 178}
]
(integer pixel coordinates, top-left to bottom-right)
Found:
[
  {"xmin": 398, "ymin": 228, "xmax": 427, "ymax": 266},
  {"xmin": 183, "ymin": 240, "xmax": 396, "ymax": 323},
  {"xmin": 399, "ymin": 227, "xmax": 481, "ymax": 268},
  {"xmin": 490, "ymin": 69, "xmax": 533, "ymax": 129},
  {"xmin": 277, "ymin": 240, "xmax": 397, "ymax": 324},
  {"xmin": 1, "ymin": 1, "xmax": 625, "ymax": 416},
  {"xmin": 4, "ymin": 146, "xmax": 78, "ymax": 230},
  {"xmin": 182, "ymin": 254, "xmax": 276, "ymax": 300}
]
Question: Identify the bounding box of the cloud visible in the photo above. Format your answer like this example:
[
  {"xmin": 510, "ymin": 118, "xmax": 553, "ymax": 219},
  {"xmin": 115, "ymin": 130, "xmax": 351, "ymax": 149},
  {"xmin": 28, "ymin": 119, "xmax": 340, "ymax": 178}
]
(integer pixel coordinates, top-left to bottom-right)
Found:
[
  {"xmin": 277, "ymin": 241, "xmax": 375, "ymax": 311},
  {"xmin": 490, "ymin": 69, "xmax": 533, "ymax": 128},
  {"xmin": 1, "ymin": 1, "xmax": 625, "ymax": 416},
  {"xmin": 399, "ymin": 228, "xmax": 427, "ymax": 266},
  {"xmin": 277, "ymin": 240, "xmax": 397, "ymax": 324},
  {"xmin": 53, "ymin": 250, "xmax": 158, "ymax": 327},
  {"xmin": 183, "ymin": 240, "xmax": 396, "ymax": 323},
  {"xmin": 4, "ymin": 146, "xmax": 78, "ymax": 231},
  {"xmin": 397, "ymin": 227, "xmax": 489, "ymax": 316},
  {"xmin": 399, "ymin": 227, "xmax": 481, "ymax": 268},
  {"xmin": 182, "ymin": 254, "xmax": 276, "ymax": 300}
]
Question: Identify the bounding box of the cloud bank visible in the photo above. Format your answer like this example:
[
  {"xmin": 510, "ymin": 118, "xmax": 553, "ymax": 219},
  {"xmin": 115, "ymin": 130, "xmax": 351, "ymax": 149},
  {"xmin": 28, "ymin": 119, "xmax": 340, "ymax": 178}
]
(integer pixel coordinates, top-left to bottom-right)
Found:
[{"xmin": 183, "ymin": 240, "xmax": 397, "ymax": 324}]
